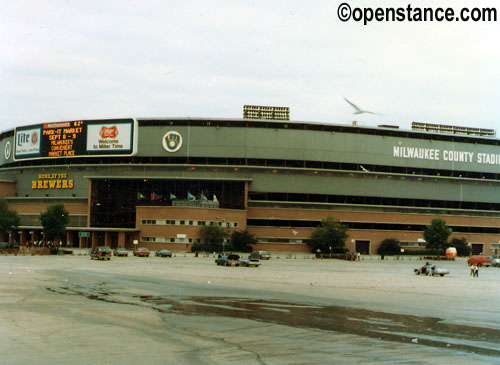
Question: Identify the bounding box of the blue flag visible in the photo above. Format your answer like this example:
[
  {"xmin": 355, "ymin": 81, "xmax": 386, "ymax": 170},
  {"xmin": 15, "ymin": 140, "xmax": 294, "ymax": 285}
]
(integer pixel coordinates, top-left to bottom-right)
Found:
[
  {"xmin": 187, "ymin": 191, "xmax": 195, "ymax": 201},
  {"xmin": 170, "ymin": 193, "xmax": 177, "ymax": 200}
]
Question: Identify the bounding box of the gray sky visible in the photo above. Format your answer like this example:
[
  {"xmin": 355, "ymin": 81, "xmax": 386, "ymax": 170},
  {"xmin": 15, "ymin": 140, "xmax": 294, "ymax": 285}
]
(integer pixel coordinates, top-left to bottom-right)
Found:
[{"xmin": 1, "ymin": 0, "xmax": 499, "ymax": 133}]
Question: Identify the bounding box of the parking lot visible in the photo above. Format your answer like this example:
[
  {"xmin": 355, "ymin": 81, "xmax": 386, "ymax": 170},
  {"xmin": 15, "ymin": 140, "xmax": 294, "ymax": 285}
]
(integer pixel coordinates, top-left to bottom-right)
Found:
[{"xmin": 1, "ymin": 253, "xmax": 500, "ymax": 364}]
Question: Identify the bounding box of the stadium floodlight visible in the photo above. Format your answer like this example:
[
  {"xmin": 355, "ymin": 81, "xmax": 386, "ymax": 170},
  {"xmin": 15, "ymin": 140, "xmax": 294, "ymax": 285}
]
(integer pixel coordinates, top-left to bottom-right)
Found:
[{"xmin": 243, "ymin": 105, "xmax": 290, "ymax": 121}]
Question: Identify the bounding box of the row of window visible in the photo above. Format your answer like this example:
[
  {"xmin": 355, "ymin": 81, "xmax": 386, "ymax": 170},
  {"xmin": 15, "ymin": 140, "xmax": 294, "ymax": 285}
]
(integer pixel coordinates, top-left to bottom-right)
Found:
[
  {"xmin": 256, "ymin": 237, "xmax": 306, "ymax": 244},
  {"xmin": 141, "ymin": 237, "xmax": 203, "ymax": 244},
  {"xmin": 248, "ymin": 192, "xmax": 500, "ymax": 212},
  {"xmin": 247, "ymin": 219, "xmax": 500, "ymax": 234},
  {"xmin": 141, "ymin": 219, "xmax": 239, "ymax": 228}
]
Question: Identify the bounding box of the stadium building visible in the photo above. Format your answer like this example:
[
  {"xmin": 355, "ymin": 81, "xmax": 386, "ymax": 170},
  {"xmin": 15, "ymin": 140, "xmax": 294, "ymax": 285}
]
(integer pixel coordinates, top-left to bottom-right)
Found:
[{"xmin": 1, "ymin": 113, "xmax": 500, "ymax": 255}]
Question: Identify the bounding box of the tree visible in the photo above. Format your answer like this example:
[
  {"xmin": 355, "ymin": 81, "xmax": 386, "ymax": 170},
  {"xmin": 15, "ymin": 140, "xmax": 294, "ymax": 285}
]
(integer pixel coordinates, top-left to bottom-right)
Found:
[
  {"xmin": 378, "ymin": 238, "xmax": 401, "ymax": 256},
  {"xmin": 423, "ymin": 219, "xmax": 451, "ymax": 253},
  {"xmin": 196, "ymin": 224, "xmax": 229, "ymax": 252},
  {"xmin": 230, "ymin": 229, "xmax": 257, "ymax": 253},
  {"xmin": 448, "ymin": 237, "xmax": 471, "ymax": 257},
  {"xmin": 40, "ymin": 204, "xmax": 69, "ymax": 242},
  {"xmin": 0, "ymin": 198, "xmax": 20, "ymax": 240},
  {"xmin": 309, "ymin": 215, "xmax": 349, "ymax": 253}
]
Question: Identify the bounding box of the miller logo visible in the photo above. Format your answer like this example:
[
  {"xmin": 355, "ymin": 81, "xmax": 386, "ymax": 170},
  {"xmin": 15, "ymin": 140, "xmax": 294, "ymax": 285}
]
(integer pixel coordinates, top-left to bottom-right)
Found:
[
  {"xmin": 162, "ymin": 131, "xmax": 182, "ymax": 153},
  {"xmin": 99, "ymin": 126, "xmax": 118, "ymax": 139}
]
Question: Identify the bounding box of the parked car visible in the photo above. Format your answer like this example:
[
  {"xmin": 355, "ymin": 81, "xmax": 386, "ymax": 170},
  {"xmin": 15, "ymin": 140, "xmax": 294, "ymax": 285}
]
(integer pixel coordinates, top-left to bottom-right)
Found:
[
  {"xmin": 414, "ymin": 263, "xmax": 449, "ymax": 276},
  {"xmin": 48, "ymin": 243, "xmax": 59, "ymax": 255},
  {"xmin": 492, "ymin": 256, "xmax": 500, "ymax": 267},
  {"xmin": 249, "ymin": 251, "xmax": 271, "ymax": 260},
  {"xmin": 113, "ymin": 247, "xmax": 129, "ymax": 257},
  {"xmin": 239, "ymin": 257, "xmax": 260, "ymax": 267},
  {"xmin": 215, "ymin": 254, "xmax": 240, "ymax": 266},
  {"xmin": 155, "ymin": 249, "xmax": 172, "ymax": 257},
  {"xmin": 133, "ymin": 247, "xmax": 150, "ymax": 257},
  {"xmin": 90, "ymin": 246, "xmax": 112, "ymax": 260},
  {"xmin": 467, "ymin": 255, "xmax": 492, "ymax": 267}
]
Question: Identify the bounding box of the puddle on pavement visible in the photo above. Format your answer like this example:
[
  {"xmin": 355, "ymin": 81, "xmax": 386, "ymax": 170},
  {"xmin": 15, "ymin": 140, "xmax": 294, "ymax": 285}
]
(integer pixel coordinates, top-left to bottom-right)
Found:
[{"xmin": 47, "ymin": 283, "xmax": 500, "ymax": 358}]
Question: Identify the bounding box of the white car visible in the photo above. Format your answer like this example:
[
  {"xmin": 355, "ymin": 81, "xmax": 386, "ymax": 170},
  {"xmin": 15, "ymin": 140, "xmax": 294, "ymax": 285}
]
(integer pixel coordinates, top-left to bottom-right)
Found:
[{"xmin": 414, "ymin": 264, "xmax": 449, "ymax": 277}]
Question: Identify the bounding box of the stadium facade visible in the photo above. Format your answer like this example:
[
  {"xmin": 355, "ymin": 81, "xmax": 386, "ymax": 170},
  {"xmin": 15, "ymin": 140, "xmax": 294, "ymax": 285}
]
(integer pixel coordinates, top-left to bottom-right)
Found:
[{"xmin": 1, "ymin": 117, "xmax": 500, "ymax": 256}]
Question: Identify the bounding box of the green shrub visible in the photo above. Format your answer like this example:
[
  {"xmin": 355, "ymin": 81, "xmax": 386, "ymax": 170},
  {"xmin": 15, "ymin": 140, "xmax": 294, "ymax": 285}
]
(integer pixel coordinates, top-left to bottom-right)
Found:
[{"xmin": 378, "ymin": 238, "xmax": 401, "ymax": 256}]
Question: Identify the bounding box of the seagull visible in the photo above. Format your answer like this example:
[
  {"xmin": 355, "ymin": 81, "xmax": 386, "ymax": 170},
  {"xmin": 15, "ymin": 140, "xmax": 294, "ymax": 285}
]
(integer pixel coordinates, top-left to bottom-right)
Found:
[{"xmin": 343, "ymin": 97, "xmax": 380, "ymax": 115}]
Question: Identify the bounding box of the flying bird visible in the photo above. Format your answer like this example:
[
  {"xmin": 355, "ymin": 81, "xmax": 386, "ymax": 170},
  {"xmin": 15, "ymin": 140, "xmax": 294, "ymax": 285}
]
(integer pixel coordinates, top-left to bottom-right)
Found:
[{"xmin": 343, "ymin": 97, "xmax": 380, "ymax": 115}]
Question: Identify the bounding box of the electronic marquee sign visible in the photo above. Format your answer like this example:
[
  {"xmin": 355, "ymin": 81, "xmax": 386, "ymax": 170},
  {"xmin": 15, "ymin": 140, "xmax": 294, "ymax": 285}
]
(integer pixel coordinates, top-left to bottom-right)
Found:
[{"xmin": 14, "ymin": 118, "xmax": 137, "ymax": 160}]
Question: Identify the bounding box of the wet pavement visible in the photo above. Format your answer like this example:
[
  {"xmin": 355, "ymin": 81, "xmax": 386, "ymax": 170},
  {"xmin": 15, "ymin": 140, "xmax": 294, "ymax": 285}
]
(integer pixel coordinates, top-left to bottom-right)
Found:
[
  {"xmin": 48, "ymin": 282, "xmax": 500, "ymax": 360},
  {"xmin": 2, "ymin": 255, "xmax": 500, "ymax": 364}
]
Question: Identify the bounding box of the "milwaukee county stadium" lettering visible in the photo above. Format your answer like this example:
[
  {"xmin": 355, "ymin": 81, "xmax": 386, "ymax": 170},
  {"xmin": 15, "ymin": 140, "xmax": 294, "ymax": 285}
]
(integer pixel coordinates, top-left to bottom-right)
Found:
[{"xmin": 393, "ymin": 146, "xmax": 500, "ymax": 165}]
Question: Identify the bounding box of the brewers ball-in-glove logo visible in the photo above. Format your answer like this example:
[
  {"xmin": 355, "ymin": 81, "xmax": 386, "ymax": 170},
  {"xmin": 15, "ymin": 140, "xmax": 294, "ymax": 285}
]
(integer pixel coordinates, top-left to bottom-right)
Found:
[{"xmin": 162, "ymin": 131, "xmax": 182, "ymax": 152}]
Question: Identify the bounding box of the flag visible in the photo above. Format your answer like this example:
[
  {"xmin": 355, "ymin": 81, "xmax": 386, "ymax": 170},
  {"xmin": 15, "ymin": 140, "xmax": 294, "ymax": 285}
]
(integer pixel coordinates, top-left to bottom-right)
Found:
[
  {"xmin": 170, "ymin": 193, "xmax": 177, "ymax": 200},
  {"xmin": 213, "ymin": 194, "xmax": 218, "ymax": 202},
  {"xmin": 187, "ymin": 191, "xmax": 195, "ymax": 200},
  {"xmin": 137, "ymin": 192, "xmax": 145, "ymax": 199},
  {"xmin": 201, "ymin": 192, "xmax": 208, "ymax": 201},
  {"xmin": 151, "ymin": 192, "xmax": 162, "ymax": 201}
]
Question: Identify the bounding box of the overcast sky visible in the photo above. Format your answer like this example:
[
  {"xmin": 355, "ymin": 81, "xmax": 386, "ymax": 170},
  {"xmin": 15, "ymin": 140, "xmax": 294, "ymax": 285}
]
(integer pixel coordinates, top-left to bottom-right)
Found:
[{"xmin": 1, "ymin": 0, "xmax": 499, "ymax": 134}]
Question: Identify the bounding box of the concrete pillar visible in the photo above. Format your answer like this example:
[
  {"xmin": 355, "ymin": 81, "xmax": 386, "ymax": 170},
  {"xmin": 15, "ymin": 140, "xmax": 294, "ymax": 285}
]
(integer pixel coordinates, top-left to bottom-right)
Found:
[
  {"xmin": 29, "ymin": 230, "xmax": 35, "ymax": 243},
  {"xmin": 244, "ymin": 181, "xmax": 248, "ymax": 209},
  {"xmin": 104, "ymin": 232, "xmax": 111, "ymax": 247},
  {"xmin": 91, "ymin": 232, "xmax": 98, "ymax": 248},
  {"xmin": 118, "ymin": 232, "xmax": 126, "ymax": 248}
]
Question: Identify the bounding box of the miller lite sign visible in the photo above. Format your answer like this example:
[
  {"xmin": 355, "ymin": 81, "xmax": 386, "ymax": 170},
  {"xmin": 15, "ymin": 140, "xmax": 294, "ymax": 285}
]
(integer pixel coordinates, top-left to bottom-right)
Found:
[{"xmin": 15, "ymin": 127, "xmax": 41, "ymax": 157}]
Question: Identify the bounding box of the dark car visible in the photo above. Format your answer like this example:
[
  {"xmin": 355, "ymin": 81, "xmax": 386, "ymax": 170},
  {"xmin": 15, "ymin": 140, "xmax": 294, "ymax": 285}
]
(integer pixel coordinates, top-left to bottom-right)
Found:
[
  {"xmin": 215, "ymin": 254, "xmax": 240, "ymax": 266},
  {"xmin": 155, "ymin": 249, "xmax": 172, "ymax": 257},
  {"xmin": 90, "ymin": 246, "xmax": 112, "ymax": 260},
  {"xmin": 133, "ymin": 247, "xmax": 150, "ymax": 257},
  {"xmin": 48, "ymin": 243, "xmax": 59, "ymax": 255},
  {"xmin": 113, "ymin": 247, "xmax": 129, "ymax": 257}
]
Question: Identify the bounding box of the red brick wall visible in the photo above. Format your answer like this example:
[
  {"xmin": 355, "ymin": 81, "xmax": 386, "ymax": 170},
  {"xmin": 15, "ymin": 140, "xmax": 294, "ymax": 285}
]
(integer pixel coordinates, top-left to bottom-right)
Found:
[{"xmin": 0, "ymin": 182, "xmax": 15, "ymax": 197}]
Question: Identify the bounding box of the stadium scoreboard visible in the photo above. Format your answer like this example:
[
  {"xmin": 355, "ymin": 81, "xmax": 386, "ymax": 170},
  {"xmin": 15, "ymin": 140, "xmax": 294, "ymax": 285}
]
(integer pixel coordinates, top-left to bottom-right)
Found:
[{"xmin": 14, "ymin": 118, "xmax": 137, "ymax": 160}]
